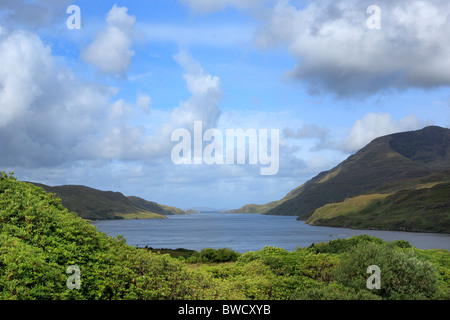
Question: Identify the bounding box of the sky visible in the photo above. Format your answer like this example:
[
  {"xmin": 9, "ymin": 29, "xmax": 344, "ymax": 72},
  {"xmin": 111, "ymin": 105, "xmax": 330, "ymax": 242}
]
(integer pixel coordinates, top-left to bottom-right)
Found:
[{"xmin": 0, "ymin": 0, "xmax": 449, "ymax": 210}]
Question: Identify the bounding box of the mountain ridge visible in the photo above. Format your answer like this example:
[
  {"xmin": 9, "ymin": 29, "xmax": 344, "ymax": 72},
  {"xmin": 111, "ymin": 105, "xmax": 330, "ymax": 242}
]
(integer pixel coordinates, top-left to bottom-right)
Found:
[
  {"xmin": 28, "ymin": 182, "xmax": 188, "ymax": 220},
  {"xmin": 228, "ymin": 126, "xmax": 450, "ymax": 232}
]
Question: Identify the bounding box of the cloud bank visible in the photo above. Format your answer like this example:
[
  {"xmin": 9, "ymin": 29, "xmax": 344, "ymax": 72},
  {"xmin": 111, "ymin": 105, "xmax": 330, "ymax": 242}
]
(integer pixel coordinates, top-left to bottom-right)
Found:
[
  {"xmin": 181, "ymin": 0, "xmax": 450, "ymax": 98},
  {"xmin": 0, "ymin": 0, "xmax": 73, "ymax": 29},
  {"xmin": 0, "ymin": 29, "xmax": 114, "ymax": 167},
  {"xmin": 0, "ymin": 22, "xmax": 223, "ymax": 169}
]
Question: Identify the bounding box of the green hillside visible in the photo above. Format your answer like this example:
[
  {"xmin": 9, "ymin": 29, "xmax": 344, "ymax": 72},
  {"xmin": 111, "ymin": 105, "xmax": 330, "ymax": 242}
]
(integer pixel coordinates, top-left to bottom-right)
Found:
[
  {"xmin": 1, "ymin": 172, "xmax": 448, "ymax": 300},
  {"xmin": 0, "ymin": 172, "xmax": 213, "ymax": 299},
  {"xmin": 28, "ymin": 182, "xmax": 187, "ymax": 220},
  {"xmin": 307, "ymin": 182, "xmax": 450, "ymax": 233},
  {"xmin": 127, "ymin": 196, "xmax": 186, "ymax": 216},
  {"xmin": 226, "ymin": 184, "xmax": 305, "ymax": 214},
  {"xmin": 229, "ymin": 126, "xmax": 450, "ymax": 232}
]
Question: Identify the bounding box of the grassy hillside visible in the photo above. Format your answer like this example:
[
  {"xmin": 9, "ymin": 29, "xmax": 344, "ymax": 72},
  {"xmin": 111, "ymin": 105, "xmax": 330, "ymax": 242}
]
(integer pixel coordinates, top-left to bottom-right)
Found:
[
  {"xmin": 306, "ymin": 193, "xmax": 390, "ymax": 225},
  {"xmin": 227, "ymin": 201, "xmax": 283, "ymax": 214},
  {"xmin": 226, "ymin": 184, "xmax": 305, "ymax": 214},
  {"xmin": 29, "ymin": 182, "xmax": 187, "ymax": 220},
  {"xmin": 1, "ymin": 172, "xmax": 448, "ymax": 300},
  {"xmin": 307, "ymin": 182, "xmax": 450, "ymax": 233},
  {"xmin": 127, "ymin": 196, "xmax": 186, "ymax": 216}
]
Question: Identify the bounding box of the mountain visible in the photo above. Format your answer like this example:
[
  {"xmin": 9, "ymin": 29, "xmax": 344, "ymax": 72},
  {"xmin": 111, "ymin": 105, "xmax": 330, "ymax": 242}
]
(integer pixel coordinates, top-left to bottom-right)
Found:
[
  {"xmin": 227, "ymin": 184, "xmax": 305, "ymax": 214},
  {"xmin": 28, "ymin": 183, "xmax": 188, "ymax": 220},
  {"xmin": 228, "ymin": 126, "xmax": 450, "ymax": 232}
]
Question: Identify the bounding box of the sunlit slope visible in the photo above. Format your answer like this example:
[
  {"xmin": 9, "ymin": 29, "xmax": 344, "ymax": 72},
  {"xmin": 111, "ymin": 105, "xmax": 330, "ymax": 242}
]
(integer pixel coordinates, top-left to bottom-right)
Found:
[{"xmin": 307, "ymin": 182, "xmax": 450, "ymax": 233}]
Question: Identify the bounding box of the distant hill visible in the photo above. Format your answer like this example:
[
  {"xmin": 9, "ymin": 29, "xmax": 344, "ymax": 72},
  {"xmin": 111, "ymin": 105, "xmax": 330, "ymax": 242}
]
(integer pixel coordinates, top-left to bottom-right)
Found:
[
  {"xmin": 228, "ymin": 126, "xmax": 450, "ymax": 233},
  {"xmin": 188, "ymin": 207, "xmax": 233, "ymax": 213},
  {"xmin": 28, "ymin": 183, "xmax": 188, "ymax": 220},
  {"xmin": 127, "ymin": 196, "xmax": 186, "ymax": 216}
]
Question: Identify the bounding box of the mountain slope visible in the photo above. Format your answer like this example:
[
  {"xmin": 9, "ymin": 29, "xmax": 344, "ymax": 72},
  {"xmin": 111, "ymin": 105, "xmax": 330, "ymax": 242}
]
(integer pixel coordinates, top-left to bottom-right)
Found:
[
  {"xmin": 230, "ymin": 126, "xmax": 450, "ymax": 223},
  {"xmin": 306, "ymin": 181, "xmax": 450, "ymax": 233},
  {"xmin": 29, "ymin": 183, "xmax": 187, "ymax": 220},
  {"xmin": 227, "ymin": 184, "xmax": 305, "ymax": 214},
  {"xmin": 127, "ymin": 196, "xmax": 186, "ymax": 216}
]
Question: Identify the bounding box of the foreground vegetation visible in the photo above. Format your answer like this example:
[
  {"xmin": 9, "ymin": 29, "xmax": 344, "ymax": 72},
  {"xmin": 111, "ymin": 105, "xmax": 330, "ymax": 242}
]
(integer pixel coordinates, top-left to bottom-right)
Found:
[{"xmin": 1, "ymin": 172, "xmax": 449, "ymax": 300}]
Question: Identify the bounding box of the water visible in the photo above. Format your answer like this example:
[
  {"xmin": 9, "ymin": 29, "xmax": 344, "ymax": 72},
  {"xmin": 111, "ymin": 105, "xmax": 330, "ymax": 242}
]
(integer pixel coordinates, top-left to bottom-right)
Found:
[{"xmin": 93, "ymin": 212, "xmax": 450, "ymax": 252}]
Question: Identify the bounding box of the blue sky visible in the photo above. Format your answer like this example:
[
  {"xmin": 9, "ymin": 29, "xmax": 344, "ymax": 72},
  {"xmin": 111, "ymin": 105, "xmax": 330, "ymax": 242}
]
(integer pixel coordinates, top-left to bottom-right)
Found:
[{"xmin": 1, "ymin": 0, "xmax": 449, "ymax": 210}]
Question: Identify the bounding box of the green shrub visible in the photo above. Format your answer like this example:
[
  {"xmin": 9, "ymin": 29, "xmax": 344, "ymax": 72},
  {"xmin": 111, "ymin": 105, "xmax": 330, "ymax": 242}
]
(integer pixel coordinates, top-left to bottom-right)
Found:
[
  {"xmin": 412, "ymin": 248, "xmax": 450, "ymax": 299},
  {"xmin": 308, "ymin": 234, "xmax": 385, "ymax": 254},
  {"xmin": 390, "ymin": 239, "xmax": 412, "ymax": 248},
  {"xmin": 334, "ymin": 242, "xmax": 439, "ymax": 300},
  {"xmin": 0, "ymin": 233, "xmax": 66, "ymax": 299},
  {"xmin": 291, "ymin": 282, "xmax": 382, "ymax": 300},
  {"xmin": 238, "ymin": 246, "xmax": 338, "ymax": 281},
  {"xmin": 0, "ymin": 172, "xmax": 236, "ymax": 300},
  {"xmin": 188, "ymin": 247, "xmax": 240, "ymax": 263}
]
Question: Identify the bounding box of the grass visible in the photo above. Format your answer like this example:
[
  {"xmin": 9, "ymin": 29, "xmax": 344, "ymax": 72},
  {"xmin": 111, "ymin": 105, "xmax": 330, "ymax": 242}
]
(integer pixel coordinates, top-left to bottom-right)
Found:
[
  {"xmin": 116, "ymin": 211, "xmax": 167, "ymax": 220},
  {"xmin": 306, "ymin": 182, "xmax": 450, "ymax": 233},
  {"xmin": 307, "ymin": 193, "xmax": 389, "ymax": 225}
]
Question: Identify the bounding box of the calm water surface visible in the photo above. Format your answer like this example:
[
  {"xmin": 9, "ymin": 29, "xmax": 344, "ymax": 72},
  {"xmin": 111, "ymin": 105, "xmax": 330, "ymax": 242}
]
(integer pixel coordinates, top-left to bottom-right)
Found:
[{"xmin": 93, "ymin": 212, "xmax": 450, "ymax": 252}]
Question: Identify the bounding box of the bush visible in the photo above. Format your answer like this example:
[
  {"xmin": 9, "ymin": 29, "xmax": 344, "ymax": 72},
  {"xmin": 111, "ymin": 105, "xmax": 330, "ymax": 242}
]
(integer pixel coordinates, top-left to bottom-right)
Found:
[
  {"xmin": 188, "ymin": 248, "xmax": 240, "ymax": 263},
  {"xmin": 390, "ymin": 239, "xmax": 412, "ymax": 248},
  {"xmin": 291, "ymin": 282, "xmax": 381, "ymax": 300},
  {"xmin": 308, "ymin": 234, "xmax": 385, "ymax": 254},
  {"xmin": 0, "ymin": 173, "xmax": 236, "ymax": 300},
  {"xmin": 238, "ymin": 246, "xmax": 339, "ymax": 282},
  {"xmin": 334, "ymin": 242, "xmax": 439, "ymax": 300}
]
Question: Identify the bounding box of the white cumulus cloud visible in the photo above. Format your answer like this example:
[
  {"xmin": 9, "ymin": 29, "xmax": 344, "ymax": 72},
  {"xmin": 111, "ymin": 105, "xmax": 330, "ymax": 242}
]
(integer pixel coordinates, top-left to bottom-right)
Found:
[
  {"xmin": 0, "ymin": 29, "xmax": 114, "ymax": 167},
  {"xmin": 81, "ymin": 5, "xmax": 136, "ymax": 77},
  {"xmin": 169, "ymin": 49, "xmax": 223, "ymax": 130}
]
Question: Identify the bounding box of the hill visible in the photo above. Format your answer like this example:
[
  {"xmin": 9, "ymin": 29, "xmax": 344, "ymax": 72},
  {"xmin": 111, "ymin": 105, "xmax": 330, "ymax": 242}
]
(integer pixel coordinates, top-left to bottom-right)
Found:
[
  {"xmin": 0, "ymin": 172, "xmax": 217, "ymax": 299},
  {"xmin": 226, "ymin": 184, "xmax": 305, "ymax": 214},
  {"xmin": 127, "ymin": 196, "xmax": 187, "ymax": 216},
  {"xmin": 229, "ymin": 126, "xmax": 450, "ymax": 232},
  {"xmin": 306, "ymin": 181, "xmax": 450, "ymax": 233},
  {"xmin": 29, "ymin": 182, "xmax": 187, "ymax": 220}
]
